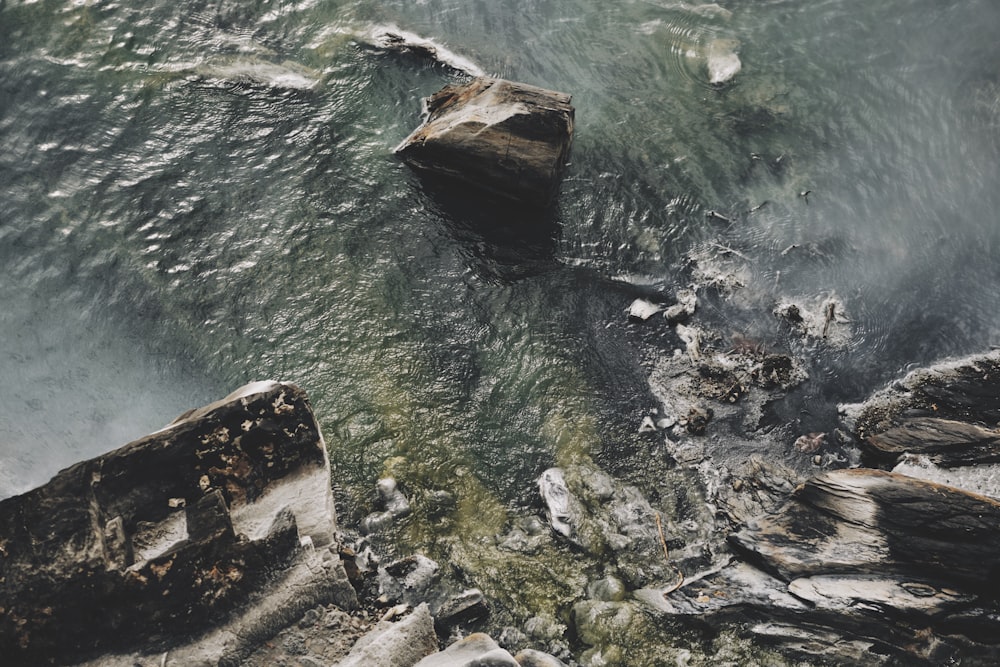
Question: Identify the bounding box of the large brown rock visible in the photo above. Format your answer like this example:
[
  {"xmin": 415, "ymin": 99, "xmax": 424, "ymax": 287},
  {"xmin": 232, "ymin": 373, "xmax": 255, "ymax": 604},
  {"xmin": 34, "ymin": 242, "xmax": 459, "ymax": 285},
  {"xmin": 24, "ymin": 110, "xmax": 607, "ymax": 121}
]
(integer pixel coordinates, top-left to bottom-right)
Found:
[
  {"xmin": 0, "ymin": 381, "xmax": 356, "ymax": 666},
  {"xmin": 395, "ymin": 77, "xmax": 574, "ymax": 206}
]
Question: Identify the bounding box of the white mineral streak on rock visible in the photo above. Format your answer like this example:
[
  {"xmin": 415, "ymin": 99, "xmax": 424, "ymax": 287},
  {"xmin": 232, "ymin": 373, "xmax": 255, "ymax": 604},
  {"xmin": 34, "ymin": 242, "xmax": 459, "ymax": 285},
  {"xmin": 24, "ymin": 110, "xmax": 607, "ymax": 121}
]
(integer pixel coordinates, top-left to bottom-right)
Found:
[
  {"xmin": 788, "ymin": 575, "xmax": 974, "ymax": 615},
  {"xmin": 705, "ymin": 38, "xmax": 742, "ymax": 84},
  {"xmin": 425, "ymin": 83, "xmax": 529, "ymax": 142},
  {"xmin": 539, "ymin": 468, "xmax": 575, "ymax": 538},
  {"xmin": 230, "ymin": 463, "xmax": 337, "ymax": 546}
]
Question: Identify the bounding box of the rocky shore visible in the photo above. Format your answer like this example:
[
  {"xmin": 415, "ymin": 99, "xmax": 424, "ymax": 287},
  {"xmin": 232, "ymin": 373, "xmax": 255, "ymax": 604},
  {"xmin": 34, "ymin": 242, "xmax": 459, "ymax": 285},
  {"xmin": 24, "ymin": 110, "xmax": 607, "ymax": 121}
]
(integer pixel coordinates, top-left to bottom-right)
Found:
[
  {"xmin": 4, "ymin": 349, "xmax": 1000, "ymax": 666},
  {"xmin": 3, "ymin": 27, "xmax": 999, "ymax": 667}
]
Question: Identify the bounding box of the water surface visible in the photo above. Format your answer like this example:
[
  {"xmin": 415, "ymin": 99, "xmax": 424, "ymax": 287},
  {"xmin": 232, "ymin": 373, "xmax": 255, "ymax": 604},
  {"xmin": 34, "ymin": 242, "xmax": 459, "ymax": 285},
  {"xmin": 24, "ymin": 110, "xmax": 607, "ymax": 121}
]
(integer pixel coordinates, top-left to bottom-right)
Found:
[{"xmin": 2, "ymin": 0, "xmax": 999, "ymax": 660}]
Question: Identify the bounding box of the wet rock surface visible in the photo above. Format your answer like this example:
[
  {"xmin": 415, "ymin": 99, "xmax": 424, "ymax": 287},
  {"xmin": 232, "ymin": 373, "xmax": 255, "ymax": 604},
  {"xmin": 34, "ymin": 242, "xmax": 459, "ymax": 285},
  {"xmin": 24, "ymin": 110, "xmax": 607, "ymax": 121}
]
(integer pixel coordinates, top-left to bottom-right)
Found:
[
  {"xmin": 395, "ymin": 77, "xmax": 574, "ymax": 206},
  {"xmin": 638, "ymin": 351, "xmax": 1000, "ymax": 665},
  {"xmin": 0, "ymin": 381, "xmax": 356, "ymax": 667},
  {"xmin": 7, "ymin": 355, "xmax": 1000, "ymax": 666}
]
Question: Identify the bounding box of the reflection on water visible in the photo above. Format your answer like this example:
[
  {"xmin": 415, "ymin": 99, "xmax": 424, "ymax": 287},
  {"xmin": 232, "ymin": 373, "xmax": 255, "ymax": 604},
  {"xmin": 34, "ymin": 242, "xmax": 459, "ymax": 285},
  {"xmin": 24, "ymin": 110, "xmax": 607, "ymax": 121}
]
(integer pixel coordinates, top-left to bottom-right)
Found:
[{"xmin": 1, "ymin": 0, "xmax": 999, "ymax": 660}]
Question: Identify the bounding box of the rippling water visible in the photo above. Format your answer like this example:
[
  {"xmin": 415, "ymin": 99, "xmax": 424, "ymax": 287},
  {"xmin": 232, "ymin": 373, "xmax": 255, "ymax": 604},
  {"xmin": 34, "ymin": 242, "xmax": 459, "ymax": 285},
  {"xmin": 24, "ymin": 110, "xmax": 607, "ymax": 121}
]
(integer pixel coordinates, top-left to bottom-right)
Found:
[{"xmin": 2, "ymin": 0, "xmax": 1000, "ymax": 659}]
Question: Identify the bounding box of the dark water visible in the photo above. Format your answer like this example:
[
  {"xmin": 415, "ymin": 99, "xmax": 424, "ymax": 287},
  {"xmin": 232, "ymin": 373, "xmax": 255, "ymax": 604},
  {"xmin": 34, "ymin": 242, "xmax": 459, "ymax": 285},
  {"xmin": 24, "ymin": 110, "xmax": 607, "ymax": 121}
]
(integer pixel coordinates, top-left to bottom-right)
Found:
[{"xmin": 2, "ymin": 0, "xmax": 999, "ymax": 661}]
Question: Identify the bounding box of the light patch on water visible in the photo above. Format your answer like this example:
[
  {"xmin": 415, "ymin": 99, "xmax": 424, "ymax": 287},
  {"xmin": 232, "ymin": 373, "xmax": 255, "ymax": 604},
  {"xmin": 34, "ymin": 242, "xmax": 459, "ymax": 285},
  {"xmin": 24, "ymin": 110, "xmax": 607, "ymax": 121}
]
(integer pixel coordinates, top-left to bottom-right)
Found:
[
  {"xmin": 0, "ymin": 288, "xmax": 221, "ymax": 500},
  {"xmin": 367, "ymin": 24, "xmax": 486, "ymax": 77},
  {"xmin": 195, "ymin": 59, "xmax": 320, "ymax": 89}
]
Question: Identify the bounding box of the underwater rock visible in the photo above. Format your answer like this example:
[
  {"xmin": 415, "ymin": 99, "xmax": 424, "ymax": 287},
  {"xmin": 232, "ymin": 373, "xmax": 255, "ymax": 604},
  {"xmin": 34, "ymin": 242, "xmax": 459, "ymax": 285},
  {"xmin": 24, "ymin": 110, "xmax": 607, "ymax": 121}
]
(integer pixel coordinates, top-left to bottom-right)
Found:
[
  {"xmin": 435, "ymin": 588, "xmax": 489, "ymax": 631},
  {"xmin": 628, "ymin": 297, "xmax": 663, "ymax": 321},
  {"xmin": 587, "ymin": 575, "xmax": 628, "ymax": 603},
  {"xmin": 0, "ymin": 381, "xmax": 357, "ymax": 667},
  {"xmin": 370, "ymin": 25, "xmax": 485, "ymax": 77},
  {"xmin": 773, "ymin": 295, "xmax": 851, "ymax": 347},
  {"xmin": 538, "ymin": 467, "xmax": 577, "ymax": 539},
  {"xmin": 361, "ymin": 477, "xmax": 412, "ymax": 534},
  {"xmin": 395, "ymin": 77, "xmax": 575, "ymax": 206},
  {"xmin": 377, "ymin": 554, "xmax": 442, "ymax": 607},
  {"xmin": 705, "ymin": 39, "xmax": 742, "ymax": 84}
]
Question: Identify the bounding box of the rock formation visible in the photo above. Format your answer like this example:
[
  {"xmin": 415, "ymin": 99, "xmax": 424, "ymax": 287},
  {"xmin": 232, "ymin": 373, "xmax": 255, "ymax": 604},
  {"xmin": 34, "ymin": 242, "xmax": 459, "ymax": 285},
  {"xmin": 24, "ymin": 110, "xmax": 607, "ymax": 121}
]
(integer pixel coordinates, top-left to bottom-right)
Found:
[
  {"xmin": 0, "ymin": 381, "xmax": 356, "ymax": 667},
  {"xmin": 395, "ymin": 77, "xmax": 575, "ymax": 206},
  {"xmin": 638, "ymin": 351, "xmax": 1000, "ymax": 665}
]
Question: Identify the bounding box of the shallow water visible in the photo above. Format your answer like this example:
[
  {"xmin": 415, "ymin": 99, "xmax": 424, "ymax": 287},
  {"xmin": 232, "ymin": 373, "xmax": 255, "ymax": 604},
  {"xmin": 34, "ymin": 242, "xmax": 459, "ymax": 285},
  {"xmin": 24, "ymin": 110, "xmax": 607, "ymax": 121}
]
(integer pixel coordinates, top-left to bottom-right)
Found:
[{"xmin": 2, "ymin": 0, "xmax": 999, "ymax": 660}]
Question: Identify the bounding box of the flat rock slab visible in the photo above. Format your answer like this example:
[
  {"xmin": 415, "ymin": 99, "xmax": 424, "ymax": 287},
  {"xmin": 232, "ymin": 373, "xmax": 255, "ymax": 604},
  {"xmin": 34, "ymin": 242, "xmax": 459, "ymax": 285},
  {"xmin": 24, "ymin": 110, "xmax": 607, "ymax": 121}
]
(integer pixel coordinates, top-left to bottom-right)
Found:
[
  {"xmin": 730, "ymin": 469, "xmax": 1000, "ymax": 593},
  {"xmin": 843, "ymin": 350, "xmax": 1000, "ymax": 439},
  {"xmin": 0, "ymin": 381, "xmax": 355, "ymax": 666},
  {"xmin": 864, "ymin": 417, "xmax": 1000, "ymax": 466},
  {"xmin": 395, "ymin": 77, "xmax": 574, "ymax": 206}
]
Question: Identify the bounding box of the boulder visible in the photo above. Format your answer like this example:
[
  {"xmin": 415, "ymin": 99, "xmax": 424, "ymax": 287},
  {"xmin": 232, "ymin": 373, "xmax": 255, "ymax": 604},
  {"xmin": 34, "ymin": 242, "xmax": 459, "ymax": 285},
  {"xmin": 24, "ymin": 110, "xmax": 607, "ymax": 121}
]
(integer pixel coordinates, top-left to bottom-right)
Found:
[
  {"xmin": 395, "ymin": 77, "xmax": 574, "ymax": 206},
  {"xmin": 0, "ymin": 381, "xmax": 357, "ymax": 666},
  {"xmin": 414, "ymin": 633, "xmax": 519, "ymax": 667},
  {"xmin": 335, "ymin": 603, "xmax": 438, "ymax": 667}
]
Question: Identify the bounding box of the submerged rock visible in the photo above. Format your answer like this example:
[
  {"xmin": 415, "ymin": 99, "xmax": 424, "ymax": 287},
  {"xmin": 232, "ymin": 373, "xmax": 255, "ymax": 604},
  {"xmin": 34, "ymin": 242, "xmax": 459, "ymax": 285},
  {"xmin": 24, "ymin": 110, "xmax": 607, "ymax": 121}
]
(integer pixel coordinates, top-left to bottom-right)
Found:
[
  {"xmin": 705, "ymin": 38, "xmax": 742, "ymax": 84},
  {"xmin": 361, "ymin": 476, "xmax": 412, "ymax": 534},
  {"xmin": 377, "ymin": 554, "xmax": 442, "ymax": 607},
  {"xmin": 538, "ymin": 467, "xmax": 577, "ymax": 539},
  {"xmin": 0, "ymin": 381, "xmax": 357, "ymax": 667},
  {"xmin": 369, "ymin": 25, "xmax": 485, "ymax": 77},
  {"xmin": 395, "ymin": 77, "xmax": 575, "ymax": 206}
]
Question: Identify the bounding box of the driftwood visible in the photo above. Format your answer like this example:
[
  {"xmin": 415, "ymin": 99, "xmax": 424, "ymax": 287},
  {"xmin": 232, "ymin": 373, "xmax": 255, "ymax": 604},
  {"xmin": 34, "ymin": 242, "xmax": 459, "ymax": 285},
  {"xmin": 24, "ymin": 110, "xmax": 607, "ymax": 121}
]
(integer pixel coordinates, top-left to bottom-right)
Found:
[
  {"xmin": 0, "ymin": 381, "xmax": 356, "ymax": 666},
  {"xmin": 395, "ymin": 77, "xmax": 574, "ymax": 206}
]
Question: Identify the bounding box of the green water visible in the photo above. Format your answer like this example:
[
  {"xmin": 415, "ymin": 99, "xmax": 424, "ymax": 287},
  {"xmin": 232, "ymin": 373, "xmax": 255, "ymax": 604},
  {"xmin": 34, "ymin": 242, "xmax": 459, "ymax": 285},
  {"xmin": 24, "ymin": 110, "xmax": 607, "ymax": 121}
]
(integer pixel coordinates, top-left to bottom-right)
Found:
[{"xmin": 2, "ymin": 0, "xmax": 999, "ymax": 662}]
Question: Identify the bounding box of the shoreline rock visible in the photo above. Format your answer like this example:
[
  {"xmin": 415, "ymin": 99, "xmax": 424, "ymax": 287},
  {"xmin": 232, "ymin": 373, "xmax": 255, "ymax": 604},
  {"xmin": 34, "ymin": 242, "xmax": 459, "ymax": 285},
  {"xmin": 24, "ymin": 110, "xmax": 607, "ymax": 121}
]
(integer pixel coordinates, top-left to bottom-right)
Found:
[{"xmin": 0, "ymin": 382, "xmax": 356, "ymax": 667}]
